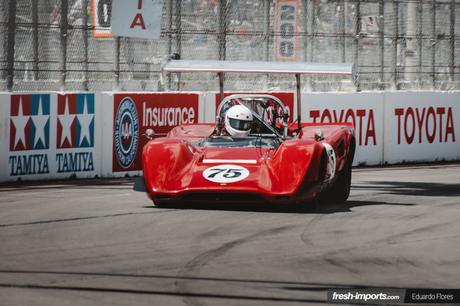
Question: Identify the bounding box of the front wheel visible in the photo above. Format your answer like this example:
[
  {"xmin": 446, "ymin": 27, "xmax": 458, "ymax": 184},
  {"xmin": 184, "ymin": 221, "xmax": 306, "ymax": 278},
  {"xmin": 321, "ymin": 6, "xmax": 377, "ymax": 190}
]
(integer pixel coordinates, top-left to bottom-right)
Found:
[
  {"xmin": 153, "ymin": 200, "xmax": 179, "ymax": 208},
  {"xmin": 326, "ymin": 161, "xmax": 352, "ymax": 203}
]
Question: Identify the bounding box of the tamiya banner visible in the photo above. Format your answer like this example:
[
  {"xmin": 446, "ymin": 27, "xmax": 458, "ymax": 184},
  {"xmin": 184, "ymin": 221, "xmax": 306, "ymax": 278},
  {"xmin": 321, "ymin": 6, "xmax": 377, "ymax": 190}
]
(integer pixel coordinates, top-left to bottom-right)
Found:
[
  {"xmin": 274, "ymin": 0, "xmax": 299, "ymax": 61},
  {"xmin": 302, "ymin": 92, "xmax": 384, "ymax": 166},
  {"xmin": 2, "ymin": 93, "xmax": 99, "ymax": 181},
  {"xmin": 112, "ymin": 93, "xmax": 199, "ymax": 172},
  {"xmin": 92, "ymin": 0, "xmax": 112, "ymax": 37}
]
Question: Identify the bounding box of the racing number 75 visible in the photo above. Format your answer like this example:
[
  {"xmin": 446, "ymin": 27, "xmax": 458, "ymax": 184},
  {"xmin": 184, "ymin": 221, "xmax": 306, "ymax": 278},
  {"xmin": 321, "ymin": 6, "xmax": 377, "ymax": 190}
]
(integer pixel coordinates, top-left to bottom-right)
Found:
[{"xmin": 207, "ymin": 168, "xmax": 242, "ymax": 179}]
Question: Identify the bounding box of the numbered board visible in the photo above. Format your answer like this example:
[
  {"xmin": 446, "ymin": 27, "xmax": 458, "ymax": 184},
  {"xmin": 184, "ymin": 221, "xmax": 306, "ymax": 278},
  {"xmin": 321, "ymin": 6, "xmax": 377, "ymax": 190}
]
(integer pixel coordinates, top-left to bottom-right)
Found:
[
  {"xmin": 203, "ymin": 165, "xmax": 250, "ymax": 184},
  {"xmin": 93, "ymin": 0, "xmax": 112, "ymax": 38},
  {"xmin": 274, "ymin": 0, "xmax": 299, "ymax": 61},
  {"xmin": 322, "ymin": 143, "xmax": 336, "ymax": 181}
]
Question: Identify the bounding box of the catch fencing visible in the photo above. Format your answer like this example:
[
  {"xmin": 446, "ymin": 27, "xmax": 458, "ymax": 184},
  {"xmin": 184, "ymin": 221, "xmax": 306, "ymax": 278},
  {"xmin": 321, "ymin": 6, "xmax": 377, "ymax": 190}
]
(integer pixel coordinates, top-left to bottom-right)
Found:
[{"xmin": 1, "ymin": 0, "xmax": 460, "ymax": 92}]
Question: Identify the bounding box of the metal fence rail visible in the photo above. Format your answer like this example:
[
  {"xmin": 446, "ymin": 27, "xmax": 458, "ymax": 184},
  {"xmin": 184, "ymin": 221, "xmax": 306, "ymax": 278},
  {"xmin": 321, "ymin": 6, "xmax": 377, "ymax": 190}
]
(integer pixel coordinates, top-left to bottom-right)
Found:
[{"xmin": 1, "ymin": 0, "xmax": 459, "ymax": 92}]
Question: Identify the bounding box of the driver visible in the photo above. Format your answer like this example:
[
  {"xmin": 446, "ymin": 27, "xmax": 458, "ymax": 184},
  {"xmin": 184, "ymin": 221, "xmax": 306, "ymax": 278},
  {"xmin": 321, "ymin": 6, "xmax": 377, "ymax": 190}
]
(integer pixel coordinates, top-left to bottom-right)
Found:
[{"xmin": 224, "ymin": 105, "xmax": 253, "ymax": 138}]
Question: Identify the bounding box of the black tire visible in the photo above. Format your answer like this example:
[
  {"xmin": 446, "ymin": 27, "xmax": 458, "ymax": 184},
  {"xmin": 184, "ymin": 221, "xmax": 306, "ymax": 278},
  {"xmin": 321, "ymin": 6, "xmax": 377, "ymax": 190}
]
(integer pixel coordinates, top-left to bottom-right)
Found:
[
  {"xmin": 152, "ymin": 200, "xmax": 178, "ymax": 208},
  {"xmin": 327, "ymin": 161, "xmax": 352, "ymax": 203}
]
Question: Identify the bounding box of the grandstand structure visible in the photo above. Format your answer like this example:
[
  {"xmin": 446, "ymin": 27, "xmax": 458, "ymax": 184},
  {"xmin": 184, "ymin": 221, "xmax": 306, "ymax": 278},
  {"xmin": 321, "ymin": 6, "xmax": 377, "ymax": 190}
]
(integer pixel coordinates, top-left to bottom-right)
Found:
[{"xmin": 1, "ymin": 0, "xmax": 459, "ymax": 92}]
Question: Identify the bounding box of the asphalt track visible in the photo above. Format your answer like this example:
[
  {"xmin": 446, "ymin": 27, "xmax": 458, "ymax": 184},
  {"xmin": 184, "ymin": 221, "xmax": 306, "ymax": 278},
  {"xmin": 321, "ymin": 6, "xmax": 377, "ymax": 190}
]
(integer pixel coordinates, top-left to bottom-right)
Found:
[{"xmin": 0, "ymin": 164, "xmax": 459, "ymax": 306}]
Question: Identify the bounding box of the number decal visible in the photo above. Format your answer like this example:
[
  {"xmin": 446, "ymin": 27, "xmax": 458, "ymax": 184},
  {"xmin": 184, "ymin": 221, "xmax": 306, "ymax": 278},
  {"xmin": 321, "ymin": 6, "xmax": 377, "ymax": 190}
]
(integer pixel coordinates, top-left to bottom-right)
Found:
[
  {"xmin": 207, "ymin": 168, "xmax": 226, "ymax": 178},
  {"xmin": 280, "ymin": 5, "xmax": 295, "ymax": 21},
  {"xmin": 97, "ymin": 0, "xmax": 111, "ymax": 27},
  {"xmin": 223, "ymin": 169, "xmax": 242, "ymax": 179},
  {"xmin": 322, "ymin": 143, "xmax": 336, "ymax": 181},
  {"xmin": 203, "ymin": 165, "xmax": 250, "ymax": 183}
]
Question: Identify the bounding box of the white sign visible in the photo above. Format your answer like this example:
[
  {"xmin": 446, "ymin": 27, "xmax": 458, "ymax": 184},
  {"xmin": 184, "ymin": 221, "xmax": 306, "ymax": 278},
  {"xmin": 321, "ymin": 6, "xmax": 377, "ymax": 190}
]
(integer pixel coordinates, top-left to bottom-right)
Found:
[
  {"xmin": 203, "ymin": 165, "xmax": 250, "ymax": 183},
  {"xmin": 111, "ymin": 0, "xmax": 164, "ymax": 40}
]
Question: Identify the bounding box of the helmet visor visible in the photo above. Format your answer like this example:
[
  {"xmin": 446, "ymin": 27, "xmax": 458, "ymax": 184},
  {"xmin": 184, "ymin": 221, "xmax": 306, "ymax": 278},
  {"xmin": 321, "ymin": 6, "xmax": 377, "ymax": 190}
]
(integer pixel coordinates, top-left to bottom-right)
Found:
[{"xmin": 229, "ymin": 118, "xmax": 252, "ymax": 131}]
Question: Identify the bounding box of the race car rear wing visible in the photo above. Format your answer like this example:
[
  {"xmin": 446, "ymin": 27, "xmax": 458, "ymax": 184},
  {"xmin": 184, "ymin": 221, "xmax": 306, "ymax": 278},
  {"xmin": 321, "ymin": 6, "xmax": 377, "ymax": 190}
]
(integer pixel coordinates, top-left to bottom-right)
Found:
[{"xmin": 163, "ymin": 58, "xmax": 354, "ymax": 130}]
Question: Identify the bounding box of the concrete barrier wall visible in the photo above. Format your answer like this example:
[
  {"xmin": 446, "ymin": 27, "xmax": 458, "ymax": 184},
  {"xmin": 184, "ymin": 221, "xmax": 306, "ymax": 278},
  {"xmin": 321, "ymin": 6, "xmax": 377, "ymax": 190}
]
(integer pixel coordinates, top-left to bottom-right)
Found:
[{"xmin": 0, "ymin": 91, "xmax": 458, "ymax": 182}]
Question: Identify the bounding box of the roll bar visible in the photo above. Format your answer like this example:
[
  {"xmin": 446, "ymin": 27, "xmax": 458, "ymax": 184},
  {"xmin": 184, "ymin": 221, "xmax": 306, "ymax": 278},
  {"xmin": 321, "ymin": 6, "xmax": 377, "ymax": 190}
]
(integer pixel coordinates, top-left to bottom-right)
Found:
[
  {"xmin": 163, "ymin": 58, "xmax": 354, "ymax": 130},
  {"xmin": 216, "ymin": 94, "xmax": 289, "ymax": 138}
]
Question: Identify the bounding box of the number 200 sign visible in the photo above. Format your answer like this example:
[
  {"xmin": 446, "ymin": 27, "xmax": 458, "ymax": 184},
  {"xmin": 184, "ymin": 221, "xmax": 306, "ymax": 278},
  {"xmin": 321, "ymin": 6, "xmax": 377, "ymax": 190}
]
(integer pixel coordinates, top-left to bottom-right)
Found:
[{"xmin": 274, "ymin": 0, "xmax": 299, "ymax": 61}]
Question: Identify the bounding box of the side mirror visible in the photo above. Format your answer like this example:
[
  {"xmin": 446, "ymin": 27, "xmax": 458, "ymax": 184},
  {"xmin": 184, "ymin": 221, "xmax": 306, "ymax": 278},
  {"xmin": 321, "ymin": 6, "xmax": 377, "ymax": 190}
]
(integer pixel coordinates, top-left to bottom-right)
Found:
[{"xmin": 144, "ymin": 128, "xmax": 155, "ymax": 140}]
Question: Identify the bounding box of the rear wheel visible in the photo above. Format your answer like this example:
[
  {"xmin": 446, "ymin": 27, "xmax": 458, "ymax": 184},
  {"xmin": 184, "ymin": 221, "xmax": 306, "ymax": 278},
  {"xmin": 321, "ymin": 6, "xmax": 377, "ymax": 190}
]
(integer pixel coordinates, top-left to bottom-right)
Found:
[{"xmin": 326, "ymin": 161, "xmax": 352, "ymax": 203}]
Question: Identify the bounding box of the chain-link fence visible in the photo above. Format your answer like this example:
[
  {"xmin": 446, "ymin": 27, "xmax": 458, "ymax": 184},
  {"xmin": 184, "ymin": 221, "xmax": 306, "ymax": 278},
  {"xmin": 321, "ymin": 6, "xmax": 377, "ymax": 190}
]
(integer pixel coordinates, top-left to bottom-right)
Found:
[{"xmin": 1, "ymin": 0, "xmax": 459, "ymax": 92}]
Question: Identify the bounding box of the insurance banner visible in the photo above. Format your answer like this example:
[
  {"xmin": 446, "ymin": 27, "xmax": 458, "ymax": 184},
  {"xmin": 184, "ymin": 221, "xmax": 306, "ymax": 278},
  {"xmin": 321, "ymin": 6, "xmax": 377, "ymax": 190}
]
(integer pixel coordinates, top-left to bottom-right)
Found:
[{"xmin": 112, "ymin": 93, "xmax": 199, "ymax": 172}]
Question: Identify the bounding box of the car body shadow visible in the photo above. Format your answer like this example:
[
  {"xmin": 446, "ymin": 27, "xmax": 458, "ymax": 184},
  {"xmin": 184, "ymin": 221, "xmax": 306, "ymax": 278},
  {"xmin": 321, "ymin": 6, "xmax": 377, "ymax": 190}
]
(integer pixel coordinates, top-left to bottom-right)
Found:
[{"xmin": 145, "ymin": 200, "xmax": 415, "ymax": 214}]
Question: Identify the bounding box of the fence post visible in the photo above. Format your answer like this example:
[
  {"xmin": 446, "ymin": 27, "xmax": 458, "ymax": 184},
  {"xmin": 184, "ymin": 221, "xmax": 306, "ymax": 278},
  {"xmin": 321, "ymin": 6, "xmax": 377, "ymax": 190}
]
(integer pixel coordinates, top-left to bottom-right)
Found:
[
  {"xmin": 59, "ymin": 0, "xmax": 68, "ymax": 91},
  {"xmin": 264, "ymin": 0, "xmax": 271, "ymax": 61},
  {"xmin": 392, "ymin": 0, "xmax": 399, "ymax": 90},
  {"xmin": 431, "ymin": 0, "xmax": 436, "ymax": 89},
  {"xmin": 6, "ymin": 0, "xmax": 17, "ymax": 91},
  {"xmin": 379, "ymin": 0, "xmax": 384, "ymax": 89},
  {"xmin": 405, "ymin": 0, "xmax": 417, "ymax": 87},
  {"xmin": 309, "ymin": 0, "xmax": 316, "ymax": 91},
  {"xmin": 341, "ymin": 0, "xmax": 346, "ymax": 63},
  {"xmin": 450, "ymin": 0, "xmax": 455, "ymax": 82},
  {"xmin": 417, "ymin": 0, "xmax": 422, "ymax": 88},
  {"xmin": 82, "ymin": 0, "xmax": 89, "ymax": 91},
  {"xmin": 175, "ymin": 0, "xmax": 182, "ymax": 90},
  {"xmin": 354, "ymin": 0, "xmax": 361, "ymax": 91},
  {"xmin": 32, "ymin": 0, "xmax": 39, "ymax": 81},
  {"xmin": 218, "ymin": 0, "xmax": 227, "ymax": 60},
  {"xmin": 166, "ymin": 0, "xmax": 173, "ymax": 90},
  {"xmin": 114, "ymin": 37, "xmax": 120, "ymax": 90}
]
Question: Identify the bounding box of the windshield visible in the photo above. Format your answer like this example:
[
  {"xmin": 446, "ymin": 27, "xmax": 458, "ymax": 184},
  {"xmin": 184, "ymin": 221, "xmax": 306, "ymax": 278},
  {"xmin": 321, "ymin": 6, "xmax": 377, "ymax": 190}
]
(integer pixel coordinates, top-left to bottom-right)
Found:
[{"xmin": 199, "ymin": 136, "xmax": 280, "ymax": 149}]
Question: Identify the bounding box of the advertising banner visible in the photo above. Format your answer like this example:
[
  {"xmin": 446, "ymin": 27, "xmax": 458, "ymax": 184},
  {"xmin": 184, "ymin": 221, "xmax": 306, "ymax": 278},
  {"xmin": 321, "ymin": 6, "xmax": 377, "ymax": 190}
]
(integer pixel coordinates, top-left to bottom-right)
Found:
[
  {"xmin": 112, "ymin": 93, "xmax": 199, "ymax": 172},
  {"xmin": 92, "ymin": 0, "xmax": 112, "ymax": 38},
  {"xmin": 111, "ymin": 0, "xmax": 164, "ymax": 39},
  {"xmin": 302, "ymin": 93, "xmax": 384, "ymax": 166},
  {"xmin": 2, "ymin": 93, "xmax": 99, "ymax": 182},
  {"xmin": 383, "ymin": 92, "xmax": 460, "ymax": 163},
  {"xmin": 274, "ymin": 0, "xmax": 299, "ymax": 61}
]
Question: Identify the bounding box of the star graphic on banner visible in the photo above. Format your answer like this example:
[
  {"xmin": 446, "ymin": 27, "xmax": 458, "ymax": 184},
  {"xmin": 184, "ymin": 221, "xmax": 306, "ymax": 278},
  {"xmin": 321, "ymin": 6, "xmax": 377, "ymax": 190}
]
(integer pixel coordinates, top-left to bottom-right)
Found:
[
  {"xmin": 31, "ymin": 96, "xmax": 49, "ymax": 149},
  {"xmin": 77, "ymin": 96, "xmax": 94, "ymax": 147},
  {"xmin": 11, "ymin": 96, "xmax": 29, "ymax": 150},
  {"xmin": 58, "ymin": 96, "xmax": 75, "ymax": 147}
]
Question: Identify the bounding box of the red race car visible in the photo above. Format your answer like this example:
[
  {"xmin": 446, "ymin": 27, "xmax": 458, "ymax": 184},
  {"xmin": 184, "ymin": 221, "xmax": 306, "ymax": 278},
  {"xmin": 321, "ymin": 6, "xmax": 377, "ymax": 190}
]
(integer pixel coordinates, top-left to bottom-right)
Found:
[{"xmin": 136, "ymin": 59, "xmax": 355, "ymax": 208}]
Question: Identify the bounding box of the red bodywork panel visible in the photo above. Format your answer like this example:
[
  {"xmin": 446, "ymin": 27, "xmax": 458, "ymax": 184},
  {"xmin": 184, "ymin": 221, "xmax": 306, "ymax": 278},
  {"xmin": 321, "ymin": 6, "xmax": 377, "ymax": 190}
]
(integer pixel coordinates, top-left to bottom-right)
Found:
[{"xmin": 142, "ymin": 123, "xmax": 355, "ymax": 204}]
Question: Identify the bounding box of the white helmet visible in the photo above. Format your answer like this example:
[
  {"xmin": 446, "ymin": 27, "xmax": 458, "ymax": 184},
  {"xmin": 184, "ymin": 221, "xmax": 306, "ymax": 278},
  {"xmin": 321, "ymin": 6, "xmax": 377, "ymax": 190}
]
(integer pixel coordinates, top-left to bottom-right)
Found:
[{"xmin": 224, "ymin": 105, "xmax": 253, "ymax": 138}]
